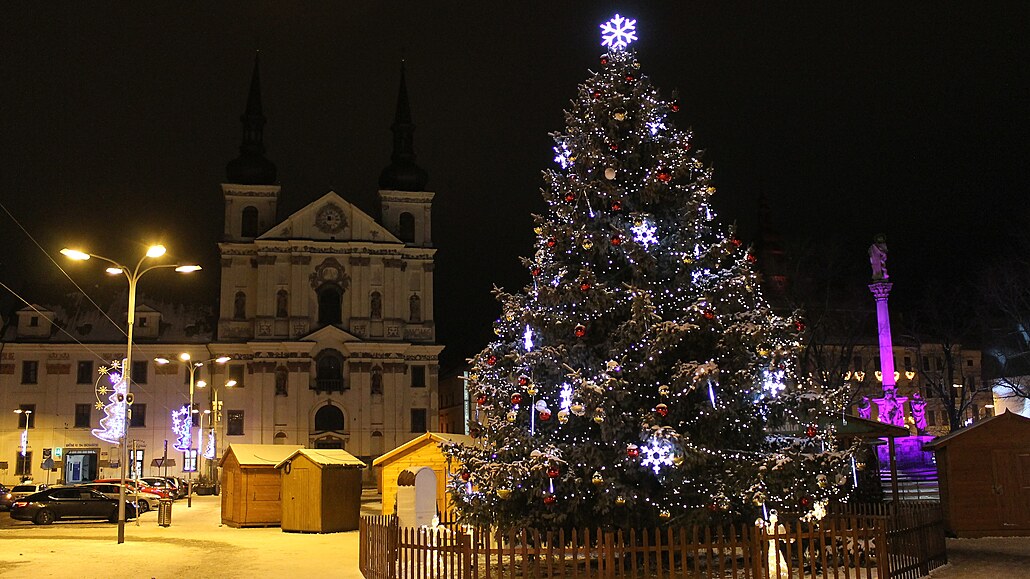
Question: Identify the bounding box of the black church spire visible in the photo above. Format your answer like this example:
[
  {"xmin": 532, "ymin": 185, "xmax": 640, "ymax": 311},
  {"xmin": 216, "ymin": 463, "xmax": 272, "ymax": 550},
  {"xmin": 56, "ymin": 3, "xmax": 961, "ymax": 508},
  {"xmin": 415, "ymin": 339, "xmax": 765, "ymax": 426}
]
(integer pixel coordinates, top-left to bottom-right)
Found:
[
  {"xmin": 226, "ymin": 51, "xmax": 277, "ymax": 185},
  {"xmin": 379, "ymin": 62, "xmax": 428, "ymax": 191}
]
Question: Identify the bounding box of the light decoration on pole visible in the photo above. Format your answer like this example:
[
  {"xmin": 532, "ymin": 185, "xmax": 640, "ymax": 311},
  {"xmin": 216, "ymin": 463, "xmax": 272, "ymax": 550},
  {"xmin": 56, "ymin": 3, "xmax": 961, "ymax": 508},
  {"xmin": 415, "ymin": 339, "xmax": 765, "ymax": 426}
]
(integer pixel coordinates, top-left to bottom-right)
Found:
[
  {"xmin": 91, "ymin": 361, "xmax": 128, "ymax": 445},
  {"xmin": 204, "ymin": 429, "xmax": 216, "ymax": 460},
  {"xmin": 600, "ymin": 14, "xmax": 638, "ymax": 50},
  {"xmin": 171, "ymin": 405, "xmax": 192, "ymax": 452}
]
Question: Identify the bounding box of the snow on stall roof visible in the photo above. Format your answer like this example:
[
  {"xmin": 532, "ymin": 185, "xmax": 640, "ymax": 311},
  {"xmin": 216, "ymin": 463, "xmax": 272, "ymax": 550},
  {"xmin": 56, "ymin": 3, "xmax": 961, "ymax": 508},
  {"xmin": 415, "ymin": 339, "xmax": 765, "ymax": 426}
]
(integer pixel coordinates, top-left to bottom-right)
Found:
[
  {"xmin": 372, "ymin": 432, "xmax": 475, "ymax": 466},
  {"xmin": 220, "ymin": 444, "xmax": 304, "ymax": 467},
  {"xmin": 275, "ymin": 448, "xmax": 367, "ymax": 469}
]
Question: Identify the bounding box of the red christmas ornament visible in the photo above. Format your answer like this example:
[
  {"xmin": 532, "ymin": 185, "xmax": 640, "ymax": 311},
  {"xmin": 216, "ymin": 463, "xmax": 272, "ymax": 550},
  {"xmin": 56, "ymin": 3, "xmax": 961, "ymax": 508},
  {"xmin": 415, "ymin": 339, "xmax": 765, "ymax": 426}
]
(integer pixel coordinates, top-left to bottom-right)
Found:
[
  {"xmin": 625, "ymin": 74, "xmax": 635, "ymax": 82},
  {"xmin": 469, "ymin": 426, "xmax": 481, "ymax": 439},
  {"xmin": 656, "ymin": 403, "xmax": 669, "ymax": 417},
  {"xmin": 627, "ymin": 446, "xmax": 640, "ymax": 458},
  {"xmin": 611, "ymin": 235, "xmax": 622, "ymax": 246},
  {"xmin": 795, "ymin": 320, "xmax": 806, "ymax": 332},
  {"xmin": 800, "ymin": 496, "xmax": 812, "ymax": 507},
  {"xmin": 657, "ymin": 170, "xmax": 672, "ymax": 183},
  {"xmin": 511, "ymin": 393, "xmax": 523, "ymax": 405},
  {"xmin": 703, "ymin": 309, "xmax": 716, "ymax": 320},
  {"xmin": 805, "ymin": 425, "xmax": 818, "ymax": 438},
  {"xmin": 708, "ymin": 503, "xmax": 719, "ymax": 512},
  {"xmin": 611, "ymin": 200, "xmax": 623, "ymax": 211},
  {"xmin": 476, "ymin": 394, "xmax": 487, "ymax": 405},
  {"xmin": 574, "ymin": 324, "xmax": 587, "ymax": 338},
  {"xmin": 518, "ymin": 375, "xmax": 529, "ymax": 386},
  {"xmin": 461, "ymin": 471, "xmax": 471, "ymax": 481},
  {"xmin": 539, "ymin": 409, "xmax": 551, "ymax": 421},
  {"xmin": 547, "ymin": 237, "xmax": 557, "ymax": 247},
  {"xmin": 564, "ymin": 193, "xmax": 576, "ymax": 203},
  {"xmin": 579, "ymin": 282, "xmax": 591, "ymax": 292},
  {"xmin": 609, "ymin": 144, "xmax": 618, "ymax": 151},
  {"xmin": 486, "ymin": 355, "xmax": 497, "ymax": 366},
  {"xmin": 746, "ymin": 253, "xmax": 757, "ymax": 264},
  {"xmin": 600, "ymin": 56, "xmax": 609, "ymax": 66},
  {"xmin": 731, "ymin": 238, "xmax": 742, "ymax": 248},
  {"xmin": 683, "ymin": 143, "xmax": 692, "ymax": 152},
  {"xmin": 547, "ymin": 466, "xmax": 560, "ymax": 478},
  {"xmin": 531, "ymin": 266, "xmax": 542, "ymax": 276},
  {"xmin": 544, "ymin": 495, "xmax": 557, "ymax": 505},
  {"xmin": 592, "ymin": 90, "xmax": 602, "ymax": 100},
  {"xmin": 671, "ymin": 101, "xmax": 681, "ymax": 112}
]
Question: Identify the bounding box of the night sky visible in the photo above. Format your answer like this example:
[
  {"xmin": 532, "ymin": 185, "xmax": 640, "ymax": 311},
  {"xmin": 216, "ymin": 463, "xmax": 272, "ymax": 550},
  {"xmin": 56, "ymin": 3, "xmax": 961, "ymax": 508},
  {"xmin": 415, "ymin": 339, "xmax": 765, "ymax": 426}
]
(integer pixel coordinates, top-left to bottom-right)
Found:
[{"xmin": 1, "ymin": 3, "xmax": 1026, "ymax": 370}]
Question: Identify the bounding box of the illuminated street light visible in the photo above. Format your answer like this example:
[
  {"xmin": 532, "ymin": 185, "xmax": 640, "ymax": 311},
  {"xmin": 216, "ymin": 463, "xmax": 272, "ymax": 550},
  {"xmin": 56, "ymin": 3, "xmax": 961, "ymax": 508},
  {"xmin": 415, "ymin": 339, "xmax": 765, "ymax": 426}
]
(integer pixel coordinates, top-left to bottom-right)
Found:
[
  {"xmin": 154, "ymin": 353, "xmax": 229, "ymax": 507},
  {"xmin": 62, "ymin": 244, "xmax": 200, "ymax": 544}
]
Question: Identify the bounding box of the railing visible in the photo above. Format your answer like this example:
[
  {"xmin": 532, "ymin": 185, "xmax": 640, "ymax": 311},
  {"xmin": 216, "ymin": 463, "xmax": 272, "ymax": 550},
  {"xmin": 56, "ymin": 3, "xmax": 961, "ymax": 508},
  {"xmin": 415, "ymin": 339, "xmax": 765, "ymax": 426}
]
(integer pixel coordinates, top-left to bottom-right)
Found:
[
  {"xmin": 311, "ymin": 378, "xmax": 346, "ymax": 393},
  {"xmin": 360, "ymin": 505, "xmax": 946, "ymax": 579}
]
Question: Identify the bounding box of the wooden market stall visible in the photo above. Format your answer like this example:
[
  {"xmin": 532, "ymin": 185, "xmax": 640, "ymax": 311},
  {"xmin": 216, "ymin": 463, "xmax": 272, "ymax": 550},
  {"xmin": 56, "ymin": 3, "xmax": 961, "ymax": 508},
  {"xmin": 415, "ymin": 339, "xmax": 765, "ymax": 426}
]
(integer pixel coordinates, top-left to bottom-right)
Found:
[
  {"xmin": 372, "ymin": 432, "xmax": 474, "ymax": 517},
  {"xmin": 924, "ymin": 410, "xmax": 1030, "ymax": 537},
  {"xmin": 219, "ymin": 443, "xmax": 303, "ymax": 528},
  {"xmin": 276, "ymin": 448, "xmax": 366, "ymax": 533}
]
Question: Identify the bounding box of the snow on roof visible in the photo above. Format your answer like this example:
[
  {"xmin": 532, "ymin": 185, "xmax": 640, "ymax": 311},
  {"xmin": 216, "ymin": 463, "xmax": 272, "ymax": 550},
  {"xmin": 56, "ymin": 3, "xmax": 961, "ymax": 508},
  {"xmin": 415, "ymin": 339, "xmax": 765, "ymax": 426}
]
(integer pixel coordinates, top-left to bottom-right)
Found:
[
  {"xmin": 275, "ymin": 448, "xmax": 366, "ymax": 469},
  {"xmin": 220, "ymin": 444, "xmax": 304, "ymax": 467},
  {"xmin": 372, "ymin": 432, "xmax": 474, "ymax": 466}
]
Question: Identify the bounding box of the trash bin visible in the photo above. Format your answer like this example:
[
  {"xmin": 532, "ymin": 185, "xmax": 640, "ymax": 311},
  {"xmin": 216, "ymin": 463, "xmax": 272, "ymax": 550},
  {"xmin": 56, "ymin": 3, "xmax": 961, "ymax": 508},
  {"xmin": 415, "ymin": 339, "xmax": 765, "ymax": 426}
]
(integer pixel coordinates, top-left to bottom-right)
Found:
[{"xmin": 158, "ymin": 498, "xmax": 173, "ymax": 527}]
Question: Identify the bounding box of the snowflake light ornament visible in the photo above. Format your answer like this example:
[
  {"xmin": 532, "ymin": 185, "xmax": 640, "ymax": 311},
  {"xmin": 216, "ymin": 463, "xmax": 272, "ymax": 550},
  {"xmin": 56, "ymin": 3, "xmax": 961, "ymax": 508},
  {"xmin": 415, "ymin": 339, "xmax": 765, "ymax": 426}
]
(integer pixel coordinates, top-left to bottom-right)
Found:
[
  {"xmin": 631, "ymin": 216, "xmax": 659, "ymax": 248},
  {"xmin": 640, "ymin": 438, "xmax": 675, "ymax": 474},
  {"xmin": 553, "ymin": 142, "xmax": 572, "ymax": 169},
  {"xmin": 600, "ymin": 14, "xmax": 638, "ymax": 51},
  {"xmin": 559, "ymin": 382, "xmax": 573, "ymax": 411},
  {"xmin": 523, "ymin": 325, "xmax": 535, "ymax": 351},
  {"xmin": 762, "ymin": 368, "xmax": 787, "ymax": 397}
]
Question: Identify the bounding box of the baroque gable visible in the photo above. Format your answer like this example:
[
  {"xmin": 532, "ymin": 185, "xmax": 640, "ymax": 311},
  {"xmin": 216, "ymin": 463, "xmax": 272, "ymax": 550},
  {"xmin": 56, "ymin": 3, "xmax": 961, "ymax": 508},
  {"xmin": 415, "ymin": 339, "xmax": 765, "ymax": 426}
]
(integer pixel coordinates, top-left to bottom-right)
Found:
[{"xmin": 258, "ymin": 191, "xmax": 399, "ymax": 243}]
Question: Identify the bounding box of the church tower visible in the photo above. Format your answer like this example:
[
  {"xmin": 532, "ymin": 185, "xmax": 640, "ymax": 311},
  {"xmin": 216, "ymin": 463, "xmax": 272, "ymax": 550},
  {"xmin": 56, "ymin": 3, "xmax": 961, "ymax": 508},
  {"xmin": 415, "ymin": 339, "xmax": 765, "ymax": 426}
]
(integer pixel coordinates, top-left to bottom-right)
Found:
[
  {"xmin": 223, "ymin": 52, "xmax": 280, "ymax": 241},
  {"xmin": 378, "ymin": 63, "xmax": 434, "ymax": 248}
]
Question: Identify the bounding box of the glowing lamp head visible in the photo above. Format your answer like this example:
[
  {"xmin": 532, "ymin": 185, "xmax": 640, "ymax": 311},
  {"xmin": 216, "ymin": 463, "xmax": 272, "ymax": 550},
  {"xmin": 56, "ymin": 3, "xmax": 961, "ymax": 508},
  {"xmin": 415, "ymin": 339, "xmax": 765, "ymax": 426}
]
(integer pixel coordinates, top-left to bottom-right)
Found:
[
  {"xmin": 226, "ymin": 379, "xmax": 237, "ymax": 388},
  {"xmin": 146, "ymin": 245, "xmax": 167, "ymax": 258},
  {"xmin": 214, "ymin": 356, "xmax": 231, "ymax": 364},
  {"xmin": 60, "ymin": 248, "xmax": 91, "ymax": 261},
  {"xmin": 179, "ymin": 353, "xmax": 192, "ymax": 362},
  {"xmin": 154, "ymin": 357, "xmax": 171, "ymax": 365},
  {"xmin": 196, "ymin": 380, "xmax": 207, "ymax": 389},
  {"xmin": 175, "ymin": 265, "xmax": 202, "ymax": 273},
  {"xmin": 105, "ymin": 267, "xmax": 124, "ymax": 275}
]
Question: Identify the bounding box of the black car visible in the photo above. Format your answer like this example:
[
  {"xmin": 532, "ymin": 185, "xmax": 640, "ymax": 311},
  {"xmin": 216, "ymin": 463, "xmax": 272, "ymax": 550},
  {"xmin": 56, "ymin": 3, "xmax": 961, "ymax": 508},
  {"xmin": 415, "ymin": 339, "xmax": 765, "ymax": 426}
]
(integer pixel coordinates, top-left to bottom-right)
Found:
[
  {"xmin": 10, "ymin": 487, "xmax": 138, "ymax": 525},
  {"xmin": 0, "ymin": 484, "xmax": 10, "ymax": 511}
]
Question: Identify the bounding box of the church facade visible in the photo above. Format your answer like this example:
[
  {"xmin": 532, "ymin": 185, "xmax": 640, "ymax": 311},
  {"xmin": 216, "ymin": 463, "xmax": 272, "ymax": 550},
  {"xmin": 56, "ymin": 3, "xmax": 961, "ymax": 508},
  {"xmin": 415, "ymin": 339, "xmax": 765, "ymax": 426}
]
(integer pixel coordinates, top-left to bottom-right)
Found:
[{"xmin": 0, "ymin": 56, "xmax": 442, "ymax": 486}]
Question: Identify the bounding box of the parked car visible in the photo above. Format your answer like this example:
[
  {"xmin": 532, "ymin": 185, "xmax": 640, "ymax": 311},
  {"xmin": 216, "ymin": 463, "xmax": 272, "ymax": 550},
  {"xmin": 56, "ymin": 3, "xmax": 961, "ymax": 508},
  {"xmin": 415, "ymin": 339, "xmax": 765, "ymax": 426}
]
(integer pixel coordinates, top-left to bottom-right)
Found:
[
  {"xmin": 94, "ymin": 478, "xmax": 173, "ymax": 500},
  {"xmin": 138, "ymin": 477, "xmax": 183, "ymax": 499},
  {"xmin": 10, "ymin": 487, "xmax": 138, "ymax": 525},
  {"xmin": 8, "ymin": 483, "xmax": 49, "ymax": 503},
  {"xmin": 0, "ymin": 484, "xmax": 11, "ymax": 511},
  {"xmin": 79, "ymin": 482, "xmax": 162, "ymax": 513}
]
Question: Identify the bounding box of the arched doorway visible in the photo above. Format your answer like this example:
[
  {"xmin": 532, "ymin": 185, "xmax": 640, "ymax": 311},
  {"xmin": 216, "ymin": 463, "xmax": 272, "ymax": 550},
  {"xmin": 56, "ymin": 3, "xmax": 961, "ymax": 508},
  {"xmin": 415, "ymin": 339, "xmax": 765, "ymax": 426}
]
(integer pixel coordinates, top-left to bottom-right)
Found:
[{"xmin": 312, "ymin": 403, "xmax": 346, "ymax": 449}]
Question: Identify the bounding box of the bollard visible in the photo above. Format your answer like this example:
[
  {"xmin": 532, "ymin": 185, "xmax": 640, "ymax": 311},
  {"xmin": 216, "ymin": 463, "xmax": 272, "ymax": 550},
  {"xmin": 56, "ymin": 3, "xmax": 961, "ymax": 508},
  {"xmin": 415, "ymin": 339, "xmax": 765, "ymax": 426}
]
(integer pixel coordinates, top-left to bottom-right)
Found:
[{"xmin": 158, "ymin": 498, "xmax": 173, "ymax": 527}]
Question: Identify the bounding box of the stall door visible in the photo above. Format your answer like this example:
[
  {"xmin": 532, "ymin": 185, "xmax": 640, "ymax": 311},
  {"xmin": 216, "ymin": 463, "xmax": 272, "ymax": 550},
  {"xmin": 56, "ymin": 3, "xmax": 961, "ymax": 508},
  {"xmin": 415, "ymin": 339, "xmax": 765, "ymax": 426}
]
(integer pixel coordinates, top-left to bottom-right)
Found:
[{"xmin": 992, "ymin": 450, "xmax": 1030, "ymax": 529}]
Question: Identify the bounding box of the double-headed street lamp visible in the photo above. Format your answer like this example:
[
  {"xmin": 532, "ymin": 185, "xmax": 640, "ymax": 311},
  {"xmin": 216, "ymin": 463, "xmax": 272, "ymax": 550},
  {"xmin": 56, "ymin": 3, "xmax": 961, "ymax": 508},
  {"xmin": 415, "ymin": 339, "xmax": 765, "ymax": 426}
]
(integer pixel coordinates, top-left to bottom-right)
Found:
[
  {"xmin": 61, "ymin": 245, "xmax": 200, "ymax": 544},
  {"xmin": 155, "ymin": 353, "xmax": 229, "ymax": 507},
  {"xmin": 201, "ymin": 377, "xmax": 236, "ymax": 485}
]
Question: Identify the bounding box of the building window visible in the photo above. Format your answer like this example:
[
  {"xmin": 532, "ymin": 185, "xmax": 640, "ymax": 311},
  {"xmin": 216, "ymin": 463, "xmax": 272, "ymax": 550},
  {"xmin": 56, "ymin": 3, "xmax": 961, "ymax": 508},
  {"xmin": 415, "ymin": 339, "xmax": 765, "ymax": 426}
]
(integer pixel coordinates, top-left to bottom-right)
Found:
[
  {"xmin": 138, "ymin": 316, "xmax": 148, "ymax": 328},
  {"xmin": 229, "ymin": 364, "xmax": 245, "ymax": 388},
  {"xmin": 234, "ymin": 291, "xmax": 247, "ymax": 320},
  {"xmin": 132, "ymin": 360, "xmax": 148, "ymax": 384},
  {"xmin": 29, "ymin": 316, "xmax": 39, "ymax": 327},
  {"xmin": 927, "ymin": 410, "xmax": 937, "ymax": 427},
  {"xmin": 317, "ymin": 285, "xmax": 343, "ymax": 325},
  {"xmin": 314, "ymin": 404, "xmax": 345, "ymax": 432},
  {"xmin": 227, "ymin": 410, "xmax": 244, "ymax": 436},
  {"xmin": 77, "ymin": 361, "xmax": 94, "ymax": 384},
  {"xmin": 370, "ymin": 291, "xmax": 382, "ymax": 320},
  {"xmin": 129, "ymin": 404, "xmax": 147, "ymax": 428},
  {"xmin": 411, "ymin": 408, "xmax": 427, "ymax": 433},
  {"xmin": 15, "ymin": 452, "xmax": 32, "ymax": 476},
  {"xmin": 371, "ymin": 365, "xmax": 383, "ymax": 395},
  {"xmin": 314, "ymin": 351, "xmax": 344, "ymax": 393},
  {"xmin": 967, "ymin": 359, "xmax": 974, "ymax": 367},
  {"xmin": 399, "ymin": 212, "xmax": 415, "ymax": 243},
  {"xmin": 21, "ymin": 361, "xmax": 38, "ymax": 384},
  {"xmin": 409, "ymin": 294, "xmax": 422, "ymax": 323},
  {"xmin": 903, "ymin": 356, "xmax": 912, "ymax": 370},
  {"xmin": 241, "ymin": 206, "xmax": 259, "ymax": 238},
  {"xmin": 74, "ymin": 404, "xmax": 91, "ymax": 428},
  {"xmin": 276, "ymin": 289, "xmax": 289, "ymax": 318},
  {"xmin": 183, "ymin": 449, "xmax": 198, "ymax": 473},
  {"xmin": 17, "ymin": 404, "xmax": 36, "ymax": 429},
  {"xmin": 411, "ymin": 366, "xmax": 426, "ymax": 388}
]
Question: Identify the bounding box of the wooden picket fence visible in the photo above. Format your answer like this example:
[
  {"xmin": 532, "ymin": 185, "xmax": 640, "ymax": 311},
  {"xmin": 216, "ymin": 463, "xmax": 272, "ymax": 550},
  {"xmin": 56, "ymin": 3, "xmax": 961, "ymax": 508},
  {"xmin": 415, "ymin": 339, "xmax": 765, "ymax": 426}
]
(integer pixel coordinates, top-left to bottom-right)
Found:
[{"xmin": 359, "ymin": 503, "xmax": 946, "ymax": 579}]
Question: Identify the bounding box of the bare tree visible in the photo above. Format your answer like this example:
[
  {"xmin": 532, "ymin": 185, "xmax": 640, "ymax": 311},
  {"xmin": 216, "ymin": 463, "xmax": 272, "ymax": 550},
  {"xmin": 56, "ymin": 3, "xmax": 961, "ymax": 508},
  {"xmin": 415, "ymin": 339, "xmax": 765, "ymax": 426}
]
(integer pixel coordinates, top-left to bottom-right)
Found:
[{"xmin": 980, "ymin": 239, "xmax": 1030, "ymax": 406}]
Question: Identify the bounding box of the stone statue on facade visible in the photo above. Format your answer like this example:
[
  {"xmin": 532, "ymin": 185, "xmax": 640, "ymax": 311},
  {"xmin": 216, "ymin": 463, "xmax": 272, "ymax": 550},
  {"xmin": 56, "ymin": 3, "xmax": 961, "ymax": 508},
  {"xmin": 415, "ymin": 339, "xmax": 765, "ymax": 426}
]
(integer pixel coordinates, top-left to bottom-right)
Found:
[{"xmin": 869, "ymin": 234, "xmax": 889, "ymax": 280}]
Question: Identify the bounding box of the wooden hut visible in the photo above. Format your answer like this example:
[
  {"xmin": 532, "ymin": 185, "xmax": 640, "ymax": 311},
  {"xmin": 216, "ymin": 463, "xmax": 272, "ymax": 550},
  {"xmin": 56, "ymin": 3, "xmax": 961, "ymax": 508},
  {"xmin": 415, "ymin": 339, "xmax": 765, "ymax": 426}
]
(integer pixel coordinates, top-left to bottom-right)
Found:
[
  {"xmin": 219, "ymin": 444, "xmax": 303, "ymax": 528},
  {"xmin": 276, "ymin": 449, "xmax": 366, "ymax": 533},
  {"xmin": 372, "ymin": 432, "xmax": 474, "ymax": 517},
  {"xmin": 925, "ymin": 410, "xmax": 1030, "ymax": 537}
]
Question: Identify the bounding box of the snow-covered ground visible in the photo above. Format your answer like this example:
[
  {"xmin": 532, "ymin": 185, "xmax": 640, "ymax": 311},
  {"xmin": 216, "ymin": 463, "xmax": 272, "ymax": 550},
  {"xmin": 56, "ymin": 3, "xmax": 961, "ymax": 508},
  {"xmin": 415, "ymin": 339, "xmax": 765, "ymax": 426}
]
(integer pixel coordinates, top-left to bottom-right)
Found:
[{"xmin": 2, "ymin": 492, "xmax": 1027, "ymax": 578}]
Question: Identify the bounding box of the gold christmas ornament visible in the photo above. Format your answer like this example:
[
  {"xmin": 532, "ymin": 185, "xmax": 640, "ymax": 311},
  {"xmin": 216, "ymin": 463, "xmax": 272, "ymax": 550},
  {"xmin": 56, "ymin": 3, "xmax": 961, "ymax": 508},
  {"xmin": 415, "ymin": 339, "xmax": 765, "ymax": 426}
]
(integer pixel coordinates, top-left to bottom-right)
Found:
[
  {"xmin": 534, "ymin": 226, "xmax": 543, "ymax": 235},
  {"xmin": 659, "ymin": 510, "xmax": 671, "ymax": 520},
  {"xmin": 497, "ymin": 488, "xmax": 512, "ymax": 499},
  {"xmin": 557, "ymin": 409, "xmax": 570, "ymax": 424},
  {"xmin": 582, "ymin": 238, "xmax": 594, "ymax": 250},
  {"xmin": 591, "ymin": 472, "xmax": 604, "ymax": 486},
  {"xmin": 604, "ymin": 167, "xmax": 617, "ymax": 180},
  {"xmin": 593, "ymin": 408, "xmax": 606, "ymax": 424},
  {"xmin": 506, "ymin": 411, "xmax": 517, "ymax": 423},
  {"xmin": 526, "ymin": 384, "xmax": 538, "ymax": 396},
  {"xmin": 570, "ymin": 403, "xmax": 586, "ymax": 416},
  {"xmin": 613, "ymin": 110, "xmax": 626, "ymax": 121},
  {"xmin": 682, "ymin": 254, "xmax": 693, "ymax": 264},
  {"xmin": 615, "ymin": 496, "xmax": 626, "ymax": 505},
  {"xmin": 658, "ymin": 384, "xmax": 670, "ymax": 396}
]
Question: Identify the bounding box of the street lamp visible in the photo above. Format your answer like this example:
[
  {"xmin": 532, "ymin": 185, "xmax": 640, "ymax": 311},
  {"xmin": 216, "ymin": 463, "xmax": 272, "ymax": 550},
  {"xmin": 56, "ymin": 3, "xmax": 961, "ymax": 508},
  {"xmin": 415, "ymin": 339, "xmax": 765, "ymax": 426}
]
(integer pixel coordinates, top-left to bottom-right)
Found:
[
  {"xmin": 13, "ymin": 409, "xmax": 32, "ymax": 468},
  {"xmin": 199, "ymin": 378, "xmax": 236, "ymax": 486},
  {"xmin": 61, "ymin": 244, "xmax": 200, "ymax": 544},
  {"xmin": 154, "ymin": 353, "xmax": 229, "ymax": 507}
]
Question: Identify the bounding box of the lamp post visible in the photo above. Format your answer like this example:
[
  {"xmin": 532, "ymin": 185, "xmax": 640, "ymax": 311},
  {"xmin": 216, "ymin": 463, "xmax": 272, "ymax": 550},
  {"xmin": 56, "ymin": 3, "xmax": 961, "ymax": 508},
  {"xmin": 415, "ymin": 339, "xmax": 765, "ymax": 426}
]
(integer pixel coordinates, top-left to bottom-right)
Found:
[
  {"xmin": 201, "ymin": 378, "xmax": 236, "ymax": 487},
  {"xmin": 154, "ymin": 354, "xmax": 229, "ymax": 507},
  {"xmin": 14, "ymin": 409, "xmax": 32, "ymax": 476},
  {"xmin": 61, "ymin": 245, "xmax": 200, "ymax": 544}
]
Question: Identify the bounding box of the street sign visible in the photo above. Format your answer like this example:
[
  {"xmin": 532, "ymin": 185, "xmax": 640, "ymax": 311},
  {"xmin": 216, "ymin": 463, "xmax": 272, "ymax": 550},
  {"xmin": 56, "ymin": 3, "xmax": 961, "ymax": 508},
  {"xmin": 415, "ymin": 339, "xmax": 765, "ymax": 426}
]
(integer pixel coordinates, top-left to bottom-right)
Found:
[
  {"xmin": 54, "ymin": 447, "xmax": 63, "ymax": 458},
  {"xmin": 42, "ymin": 448, "xmax": 52, "ymax": 460}
]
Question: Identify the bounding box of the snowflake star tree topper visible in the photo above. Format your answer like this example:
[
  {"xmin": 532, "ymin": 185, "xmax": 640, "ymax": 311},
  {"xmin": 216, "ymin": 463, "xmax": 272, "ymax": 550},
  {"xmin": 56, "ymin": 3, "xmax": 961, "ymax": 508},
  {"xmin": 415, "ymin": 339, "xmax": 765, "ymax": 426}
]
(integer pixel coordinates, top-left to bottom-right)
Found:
[{"xmin": 600, "ymin": 14, "xmax": 637, "ymax": 51}]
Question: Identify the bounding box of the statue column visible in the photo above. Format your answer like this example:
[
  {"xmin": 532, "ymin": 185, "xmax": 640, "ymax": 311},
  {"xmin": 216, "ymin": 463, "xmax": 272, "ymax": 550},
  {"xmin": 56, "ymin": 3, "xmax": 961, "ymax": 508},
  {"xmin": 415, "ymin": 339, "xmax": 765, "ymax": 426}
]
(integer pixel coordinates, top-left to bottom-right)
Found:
[{"xmin": 869, "ymin": 281, "xmax": 896, "ymax": 392}]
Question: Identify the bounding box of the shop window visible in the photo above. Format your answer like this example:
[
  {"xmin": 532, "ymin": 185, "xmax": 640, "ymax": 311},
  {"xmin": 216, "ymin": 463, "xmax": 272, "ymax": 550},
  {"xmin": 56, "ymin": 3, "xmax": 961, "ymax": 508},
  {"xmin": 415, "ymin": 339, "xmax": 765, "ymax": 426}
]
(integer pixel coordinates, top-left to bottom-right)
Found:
[
  {"xmin": 183, "ymin": 449, "xmax": 198, "ymax": 473},
  {"xmin": 74, "ymin": 404, "xmax": 91, "ymax": 428},
  {"xmin": 21, "ymin": 361, "xmax": 38, "ymax": 384},
  {"xmin": 227, "ymin": 410, "xmax": 245, "ymax": 436},
  {"xmin": 77, "ymin": 361, "xmax": 94, "ymax": 384},
  {"xmin": 129, "ymin": 404, "xmax": 147, "ymax": 428}
]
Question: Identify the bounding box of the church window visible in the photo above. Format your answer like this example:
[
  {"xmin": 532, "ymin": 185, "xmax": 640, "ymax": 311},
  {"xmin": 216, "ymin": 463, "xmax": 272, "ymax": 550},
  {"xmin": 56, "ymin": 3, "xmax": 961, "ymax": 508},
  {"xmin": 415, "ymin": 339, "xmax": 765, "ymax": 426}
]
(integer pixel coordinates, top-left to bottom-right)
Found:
[
  {"xmin": 371, "ymin": 365, "xmax": 383, "ymax": 395},
  {"xmin": 275, "ymin": 365, "xmax": 288, "ymax": 397},
  {"xmin": 370, "ymin": 291, "xmax": 382, "ymax": 320},
  {"xmin": 314, "ymin": 350, "xmax": 344, "ymax": 393},
  {"xmin": 234, "ymin": 291, "xmax": 247, "ymax": 320},
  {"xmin": 241, "ymin": 206, "xmax": 259, "ymax": 238},
  {"xmin": 276, "ymin": 290, "xmax": 289, "ymax": 318},
  {"xmin": 409, "ymin": 294, "xmax": 421, "ymax": 322},
  {"xmin": 314, "ymin": 404, "xmax": 345, "ymax": 432},
  {"xmin": 317, "ymin": 285, "xmax": 343, "ymax": 325},
  {"xmin": 399, "ymin": 212, "xmax": 415, "ymax": 243}
]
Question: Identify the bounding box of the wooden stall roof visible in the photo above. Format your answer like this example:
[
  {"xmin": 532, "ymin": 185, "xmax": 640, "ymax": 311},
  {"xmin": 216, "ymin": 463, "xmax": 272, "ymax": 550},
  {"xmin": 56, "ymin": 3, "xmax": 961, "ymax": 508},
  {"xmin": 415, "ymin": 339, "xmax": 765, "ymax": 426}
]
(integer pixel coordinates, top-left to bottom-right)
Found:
[
  {"xmin": 772, "ymin": 414, "xmax": 910, "ymax": 440},
  {"xmin": 219, "ymin": 444, "xmax": 304, "ymax": 467},
  {"xmin": 372, "ymin": 432, "xmax": 475, "ymax": 467},
  {"xmin": 275, "ymin": 448, "xmax": 366, "ymax": 469},
  {"xmin": 924, "ymin": 410, "xmax": 1030, "ymax": 449}
]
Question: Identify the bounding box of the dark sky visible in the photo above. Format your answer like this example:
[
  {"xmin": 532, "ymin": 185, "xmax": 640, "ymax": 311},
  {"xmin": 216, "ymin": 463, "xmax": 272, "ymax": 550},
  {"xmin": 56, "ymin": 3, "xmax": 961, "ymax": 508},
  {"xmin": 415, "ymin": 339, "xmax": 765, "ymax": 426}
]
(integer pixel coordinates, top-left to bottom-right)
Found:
[{"xmin": 1, "ymin": 3, "xmax": 1027, "ymax": 369}]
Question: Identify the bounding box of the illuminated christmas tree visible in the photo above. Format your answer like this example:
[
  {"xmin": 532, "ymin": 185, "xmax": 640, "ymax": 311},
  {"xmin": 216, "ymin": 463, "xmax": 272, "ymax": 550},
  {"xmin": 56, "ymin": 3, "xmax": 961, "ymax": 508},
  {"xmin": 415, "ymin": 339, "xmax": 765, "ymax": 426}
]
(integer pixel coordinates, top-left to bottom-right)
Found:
[{"xmin": 445, "ymin": 15, "xmax": 854, "ymax": 530}]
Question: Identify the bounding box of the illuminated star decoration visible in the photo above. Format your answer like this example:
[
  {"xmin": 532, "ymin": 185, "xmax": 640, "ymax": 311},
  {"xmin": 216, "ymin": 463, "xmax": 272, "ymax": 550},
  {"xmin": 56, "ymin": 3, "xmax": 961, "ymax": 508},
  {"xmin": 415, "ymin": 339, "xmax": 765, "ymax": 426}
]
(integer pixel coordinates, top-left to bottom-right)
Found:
[
  {"xmin": 91, "ymin": 361, "xmax": 127, "ymax": 445},
  {"xmin": 20, "ymin": 430, "xmax": 28, "ymax": 457},
  {"xmin": 640, "ymin": 438, "xmax": 675, "ymax": 474},
  {"xmin": 600, "ymin": 14, "xmax": 638, "ymax": 50},
  {"xmin": 559, "ymin": 382, "xmax": 573, "ymax": 411},
  {"xmin": 171, "ymin": 405, "xmax": 193, "ymax": 452},
  {"xmin": 204, "ymin": 431, "xmax": 216, "ymax": 460},
  {"xmin": 631, "ymin": 216, "xmax": 659, "ymax": 248}
]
